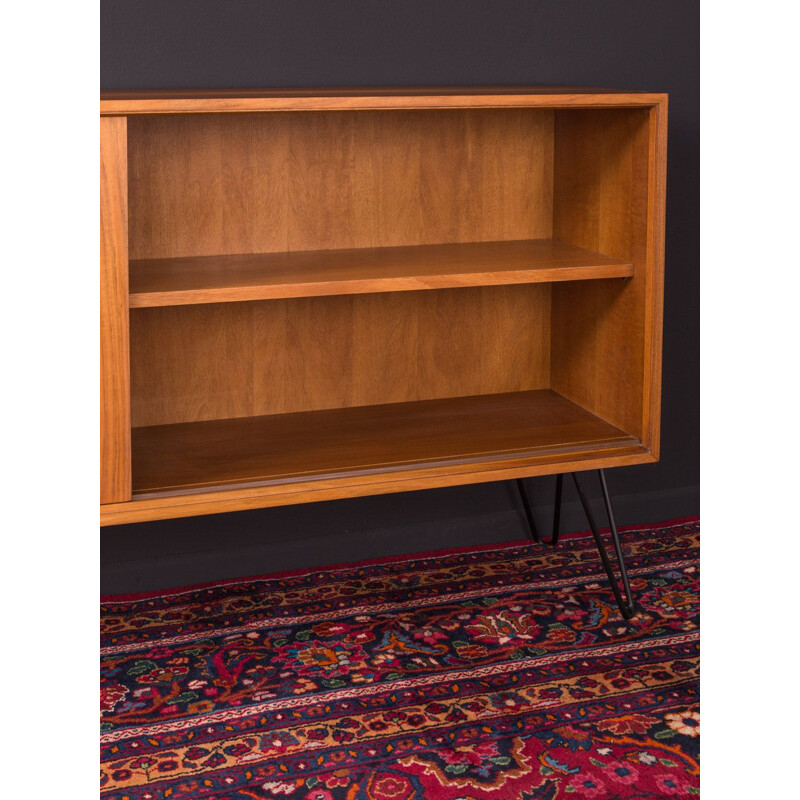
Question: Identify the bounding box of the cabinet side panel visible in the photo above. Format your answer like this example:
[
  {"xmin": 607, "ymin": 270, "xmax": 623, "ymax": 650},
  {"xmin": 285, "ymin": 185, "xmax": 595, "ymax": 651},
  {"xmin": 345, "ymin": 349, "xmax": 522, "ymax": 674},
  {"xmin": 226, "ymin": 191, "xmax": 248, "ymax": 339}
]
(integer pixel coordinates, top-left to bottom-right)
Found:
[
  {"xmin": 127, "ymin": 109, "xmax": 553, "ymax": 259},
  {"xmin": 642, "ymin": 102, "xmax": 668, "ymax": 458},
  {"xmin": 130, "ymin": 286, "xmax": 551, "ymax": 426},
  {"xmin": 551, "ymin": 108, "xmax": 658, "ymax": 444},
  {"xmin": 100, "ymin": 116, "xmax": 132, "ymax": 502}
]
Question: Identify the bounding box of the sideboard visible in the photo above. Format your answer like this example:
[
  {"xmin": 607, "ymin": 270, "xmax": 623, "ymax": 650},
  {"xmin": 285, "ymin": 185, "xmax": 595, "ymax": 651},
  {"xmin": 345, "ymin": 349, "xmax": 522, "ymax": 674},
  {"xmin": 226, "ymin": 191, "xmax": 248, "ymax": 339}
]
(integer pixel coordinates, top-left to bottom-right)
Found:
[{"xmin": 100, "ymin": 87, "xmax": 667, "ymax": 530}]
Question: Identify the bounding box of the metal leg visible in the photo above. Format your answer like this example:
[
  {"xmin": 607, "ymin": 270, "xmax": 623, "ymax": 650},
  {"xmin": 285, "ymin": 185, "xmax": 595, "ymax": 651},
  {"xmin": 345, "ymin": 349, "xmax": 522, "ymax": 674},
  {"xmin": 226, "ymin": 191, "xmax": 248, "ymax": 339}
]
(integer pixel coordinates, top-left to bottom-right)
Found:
[
  {"xmin": 516, "ymin": 476, "xmax": 561, "ymax": 546},
  {"xmin": 571, "ymin": 470, "xmax": 636, "ymax": 620},
  {"xmin": 515, "ymin": 479, "xmax": 542, "ymax": 543},
  {"xmin": 551, "ymin": 473, "xmax": 563, "ymax": 546},
  {"xmin": 515, "ymin": 470, "xmax": 636, "ymax": 619}
]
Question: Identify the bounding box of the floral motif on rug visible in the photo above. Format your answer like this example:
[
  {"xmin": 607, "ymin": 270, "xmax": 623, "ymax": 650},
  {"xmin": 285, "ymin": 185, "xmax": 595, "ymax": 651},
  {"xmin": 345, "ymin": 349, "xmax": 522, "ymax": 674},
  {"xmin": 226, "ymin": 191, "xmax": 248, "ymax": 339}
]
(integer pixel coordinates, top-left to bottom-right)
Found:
[{"xmin": 101, "ymin": 518, "xmax": 699, "ymax": 799}]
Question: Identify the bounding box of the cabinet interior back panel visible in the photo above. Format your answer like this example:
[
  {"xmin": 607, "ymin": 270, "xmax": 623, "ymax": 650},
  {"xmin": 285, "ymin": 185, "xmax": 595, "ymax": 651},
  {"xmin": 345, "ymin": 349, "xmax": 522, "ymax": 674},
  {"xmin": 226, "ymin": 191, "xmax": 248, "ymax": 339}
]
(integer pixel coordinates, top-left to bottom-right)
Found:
[
  {"xmin": 130, "ymin": 285, "xmax": 551, "ymax": 427},
  {"xmin": 127, "ymin": 109, "xmax": 554, "ymax": 260}
]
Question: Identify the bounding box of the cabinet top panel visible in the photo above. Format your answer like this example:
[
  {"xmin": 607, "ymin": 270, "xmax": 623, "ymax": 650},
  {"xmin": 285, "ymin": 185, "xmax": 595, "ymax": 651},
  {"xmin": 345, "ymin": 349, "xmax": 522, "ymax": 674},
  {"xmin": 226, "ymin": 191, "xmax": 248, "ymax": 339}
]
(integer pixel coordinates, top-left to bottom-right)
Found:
[{"xmin": 100, "ymin": 86, "xmax": 667, "ymax": 115}]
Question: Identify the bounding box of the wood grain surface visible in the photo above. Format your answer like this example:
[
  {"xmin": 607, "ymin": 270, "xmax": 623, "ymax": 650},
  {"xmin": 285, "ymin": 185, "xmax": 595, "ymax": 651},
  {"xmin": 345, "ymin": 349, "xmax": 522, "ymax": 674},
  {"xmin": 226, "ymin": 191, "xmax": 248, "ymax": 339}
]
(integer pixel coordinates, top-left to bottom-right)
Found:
[
  {"xmin": 103, "ymin": 443, "xmax": 654, "ymax": 526},
  {"xmin": 551, "ymin": 106, "xmax": 665, "ymax": 444},
  {"xmin": 129, "ymin": 239, "xmax": 632, "ymax": 307},
  {"xmin": 130, "ymin": 285, "xmax": 552, "ymax": 426},
  {"xmin": 100, "ymin": 116, "xmax": 132, "ymax": 504},
  {"xmin": 131, "ymin": 389, "xmax": 638, "ymax": 496},
  {"xmin": 127, "ymin": 110, "xmax": 554, "ymax": 260},
  {"xmin": 101, "ymin": 87, "xmax": 665, "ymax": 116}
]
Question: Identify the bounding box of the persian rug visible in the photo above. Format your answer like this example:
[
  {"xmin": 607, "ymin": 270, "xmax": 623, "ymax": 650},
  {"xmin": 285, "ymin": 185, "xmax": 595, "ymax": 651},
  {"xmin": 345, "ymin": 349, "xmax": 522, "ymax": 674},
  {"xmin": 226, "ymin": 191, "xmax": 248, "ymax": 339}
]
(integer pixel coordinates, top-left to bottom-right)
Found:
[{"xmin": 101, "ymin": 517, "xmax": 699, "ymax": 799}]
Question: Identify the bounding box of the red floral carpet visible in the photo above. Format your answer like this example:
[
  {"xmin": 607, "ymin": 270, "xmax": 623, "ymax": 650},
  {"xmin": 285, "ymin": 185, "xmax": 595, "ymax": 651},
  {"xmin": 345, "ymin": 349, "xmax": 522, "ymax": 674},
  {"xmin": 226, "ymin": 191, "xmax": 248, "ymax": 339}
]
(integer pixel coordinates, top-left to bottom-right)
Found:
[{"xmin": 101, "ymin": 517, "xmax": 699, "ymax": 799}]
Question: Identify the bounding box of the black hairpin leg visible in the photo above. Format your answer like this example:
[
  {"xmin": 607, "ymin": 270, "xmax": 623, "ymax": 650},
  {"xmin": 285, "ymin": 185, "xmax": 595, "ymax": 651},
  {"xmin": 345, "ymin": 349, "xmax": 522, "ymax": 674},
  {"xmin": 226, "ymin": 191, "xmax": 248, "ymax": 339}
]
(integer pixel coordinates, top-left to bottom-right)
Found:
[
  {"xmin": 571, "ymin": 470, "xmax": 636, "ymax": 620},
  {"xmin": 515, "ymin": 470, "xmax": 635, "ymax": 619},
  {"xmin": 550, "ymin": 473, "xmax": 563, "ymax": 547},
  {"xmin": 515, "ymin": 478, "xmax": 542, "ymax": 543},
  {"xmin": 515, "ymin": 476, "xmax": 562, "ymax": 545}
]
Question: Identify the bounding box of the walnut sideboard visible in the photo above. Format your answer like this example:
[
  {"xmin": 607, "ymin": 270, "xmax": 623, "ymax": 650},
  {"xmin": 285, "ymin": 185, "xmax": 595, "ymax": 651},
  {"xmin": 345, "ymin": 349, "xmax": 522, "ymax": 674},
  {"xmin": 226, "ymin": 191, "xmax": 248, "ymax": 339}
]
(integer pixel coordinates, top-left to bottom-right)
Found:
[{"xmin": 100, "ymin": 87, "xmax": 667, "ymax": 526}]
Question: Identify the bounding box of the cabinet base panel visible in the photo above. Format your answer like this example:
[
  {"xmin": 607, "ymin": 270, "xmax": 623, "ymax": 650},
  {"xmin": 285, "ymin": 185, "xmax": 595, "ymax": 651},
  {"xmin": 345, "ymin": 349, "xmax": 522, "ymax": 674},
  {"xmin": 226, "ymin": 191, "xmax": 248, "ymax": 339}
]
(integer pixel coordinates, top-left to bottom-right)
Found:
[{"xmin": 102, "ymin": 390, "xmax": 651, "ymax": 525}]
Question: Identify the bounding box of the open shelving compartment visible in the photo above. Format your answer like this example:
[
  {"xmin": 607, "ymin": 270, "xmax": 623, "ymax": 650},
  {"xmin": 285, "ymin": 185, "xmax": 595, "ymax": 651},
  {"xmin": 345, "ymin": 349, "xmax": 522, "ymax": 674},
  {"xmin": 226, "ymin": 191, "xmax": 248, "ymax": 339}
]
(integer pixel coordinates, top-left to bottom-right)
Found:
[{"xmin": 100, "ymin": 89, "xmax": 666, "ymax": 524}]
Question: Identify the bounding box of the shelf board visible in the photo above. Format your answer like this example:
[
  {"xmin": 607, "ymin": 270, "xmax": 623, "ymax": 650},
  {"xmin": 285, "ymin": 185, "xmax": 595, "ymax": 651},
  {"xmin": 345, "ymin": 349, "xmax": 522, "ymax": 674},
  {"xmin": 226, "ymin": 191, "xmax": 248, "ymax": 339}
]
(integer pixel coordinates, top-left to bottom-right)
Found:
[
  {"xmin": 131, "ymin": 390, "xmax": 639, "ymax": 497},
  {"xmin": 129, "ymin": 239, "xmax": 633, "ymax": 308}
]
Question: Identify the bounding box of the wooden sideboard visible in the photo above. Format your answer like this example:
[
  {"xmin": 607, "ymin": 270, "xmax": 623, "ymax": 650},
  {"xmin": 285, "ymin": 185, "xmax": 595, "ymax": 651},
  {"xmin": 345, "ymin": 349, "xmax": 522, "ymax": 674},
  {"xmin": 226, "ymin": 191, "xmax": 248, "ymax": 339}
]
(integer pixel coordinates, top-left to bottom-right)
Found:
[{"xmin": 100, "ymin": 87, "xmax": 667, "ymax": 526}]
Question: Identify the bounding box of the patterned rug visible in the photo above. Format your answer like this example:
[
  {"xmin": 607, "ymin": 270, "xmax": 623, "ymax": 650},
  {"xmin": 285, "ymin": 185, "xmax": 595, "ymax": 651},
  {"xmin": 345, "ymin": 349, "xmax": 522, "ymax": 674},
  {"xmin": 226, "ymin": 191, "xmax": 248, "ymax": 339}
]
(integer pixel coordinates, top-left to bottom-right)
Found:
[{"xmin": 101, "ymin": 517, "xmax": 699, "ymax": 799}]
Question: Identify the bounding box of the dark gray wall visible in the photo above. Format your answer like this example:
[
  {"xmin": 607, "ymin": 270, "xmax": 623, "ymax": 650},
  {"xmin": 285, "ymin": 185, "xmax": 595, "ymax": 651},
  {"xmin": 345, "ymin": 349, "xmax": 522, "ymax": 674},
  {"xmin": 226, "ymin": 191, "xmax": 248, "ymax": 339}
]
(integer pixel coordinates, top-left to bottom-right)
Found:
[{"xmin": 100, "ymin": 0, "xmax": 699, "ymax": 595}]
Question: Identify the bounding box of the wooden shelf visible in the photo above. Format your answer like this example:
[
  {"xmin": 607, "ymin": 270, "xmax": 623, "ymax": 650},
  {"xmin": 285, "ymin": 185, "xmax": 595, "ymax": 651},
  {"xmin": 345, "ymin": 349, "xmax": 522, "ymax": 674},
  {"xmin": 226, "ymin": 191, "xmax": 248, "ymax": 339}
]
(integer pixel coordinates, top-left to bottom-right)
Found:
[
  {"xmin": 129, "ymin": 239, "xmax": 633, "ymax": 308},
  {"xmin": 131, "ymin": 390, "xmax": 639, "ymax": 497}
]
